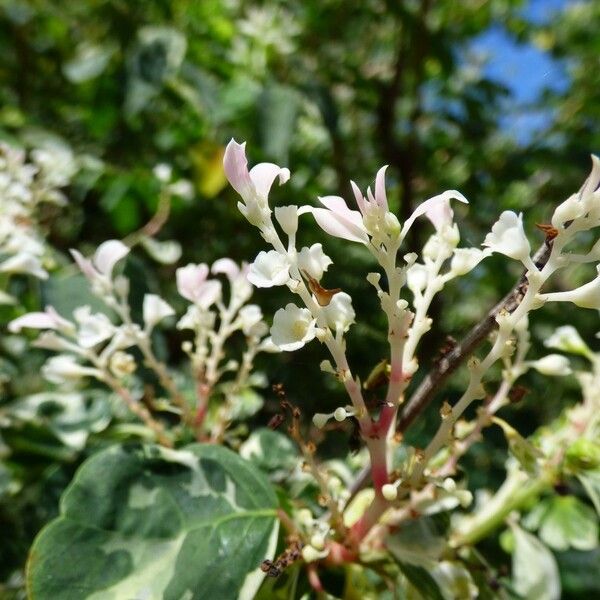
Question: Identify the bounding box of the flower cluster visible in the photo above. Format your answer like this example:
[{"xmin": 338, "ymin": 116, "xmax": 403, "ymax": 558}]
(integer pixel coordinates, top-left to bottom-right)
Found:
[
  {"xmin": 224, "ymin": 140, "xmax": 600, "ymax": 555},
  {"xmin": 9, "ymin": 238, "xmax": 273, "ymax": 444},
  {"xmin": 0, "ymin": 141, "xmax": 77, "ymax": 296}
]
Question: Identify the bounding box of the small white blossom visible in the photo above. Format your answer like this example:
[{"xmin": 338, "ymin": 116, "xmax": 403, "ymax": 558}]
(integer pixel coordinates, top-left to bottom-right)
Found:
[
  {"xmin": 449, "ymin": 248, "xmax": 487, "ymax": 276},
  {"xmin": 9, "ymin": 306, "xmax": 73, "ymax": 334},
  {"xmin": 176, "ymin": 263, "xmax": 222, "ymax": 308},
  {"xmin": 322, "ymin": 292, "xmax": 355, "ymax": 332},
  {"xmin": 537, "ymin": 271, "xmax": 600, "ymax": 310},
  {"xmin": 530, "ymin": 354, "xmax": 572, "ymax": 377},
  {"xmin": 0, "ymin": 252, "xmax": 48, "ymax": 279},
  {"xmin": 73, "ymin": 306, "xmax": 115, "ymax": 348},
  {"xmin": 71, "ymin": 240, "xmax": 130, "ymax": 282},
  {"xmin": 483, "ymin": 211, "xmax": 531, "ymax": 262},
  {"xmin": 545, "ymin": 325, "xmax": 590, "ymax": 356},
  {"xmin": 238, "ymin": 304, "xmax": 267, "ymax": 337},
  {"xmin": 297, "ymin": 243, "xmax": 332, "ymax": 281},
  {"xmin": 109, "ymin": 351, "xmax": 137, "ymax": 378},
  {"xmin": 274, "ymin": 205, "xmax": 299, "ymax": 237},
  {"xmin": 143, "ymin": 294, "xmax": 175, "ymax": 330},
  {"xmin": 270, "ymin": 303, "xmax": 316, "ymax": 351},
  {"xmin": 42, "ymin": 355, "xmax": 101, "ymax": 384},
  {"xmin": 551, "ymin": 194, "xmax": 584, "ymax": 229},
  {"xmin": 247, "ymin": 250, "xmax": 290, "ymax": 287},
  {"xmin": 406, "ymin": 263, "xmax": 428, "ymax": 295}
]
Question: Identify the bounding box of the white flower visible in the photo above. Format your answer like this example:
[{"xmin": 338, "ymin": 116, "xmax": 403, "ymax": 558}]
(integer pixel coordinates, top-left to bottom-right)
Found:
[
  {"xmin": 270, "ymin": 303, "xmax": 316, "ymax": 351},
  {"xmin": 212, "ymin": 258, "xmax": 252, "ymax": 303},
  {"xmin": 322, "ymin": 292, "xmax": 355, "ymax": 332},
  {"xmin": 274, "ymin": 205, "xmax": 299, "ymax": 236},
  {"xmin": 551, "ymin": 194, "xmax": 584, "ymax": 229},
  {"xmin": 109, "ymin": 351, "xmax": 137, "ymax": 378},
  {"xmin": 530, "ymin": 354, "xmax": 572, "ymax": 377},
  {"xmin": 537, "ymin": 271, "xmax": 600, "ymax": 309},
  {"xmin": 223, "ymin": 139, "xmax": 290, "ymax": 227},
  {"xmin": 406, "ymin": 263, "xmax": 428, "ymax": 295},
  {"xmin": 238, "ymin": 304, "xmax": 267, "ymax": 337},
  {"xmin": 42, "ymin": 355, "xmax": 101, "ymax": 384},
  {"xmin": 176, "ymin": 263, "xmax": 222, "ymax": 308},
  {"xmin": 73, "ymin": 306, "xmax": 115, "ymax": 348},
  {"xmin": 545, "ymin": 325, "xmax": 590, "ymax": 356},
  {"xmin": 247, "ymin": 250, "xmax": 290, "ymax": 287},
  {"xmin": 449, "ymin": 248, "xmax": 488, "ymax": 276},
  {"xmin": 8, "ymin": 306, "xmax": 73, "ymax": 334},
  {"xmin": 297, "ymin": 243, "xmax": 332, "ymax": 281},
  {"xmin": 70, "ymin": 240, "xmax": 130, "ymax": 281},
  {"xmin": 143, "ymin": 294, "xmax": 175, "ymax": 330},
  {"xmin": 483, "ymin": 211, "xmax": 531, "ymax": 262},
  {"xmin": 0, "ymin": 252, "xmax": 48, "ymax": 279},
  {"xmin": 176, "ymin": 305, "xmax": 216, "ymax": 331}
]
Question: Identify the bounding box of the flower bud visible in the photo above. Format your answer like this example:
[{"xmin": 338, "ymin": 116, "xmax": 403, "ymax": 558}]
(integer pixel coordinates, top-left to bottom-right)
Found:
[
  {"xmin": 382, "ymin": 483, "xmax": 398, "ymax": 501},
  {"xmin": 310, "ymin": 533, "xmax": 326, "ymax": 551},
  {"xmin": 333, "ymin": 407, "xmax": 348, "ymax": 422},
  {"xmin": 312, "ymin": 413, "xmax": 330, "ymax": 429}
]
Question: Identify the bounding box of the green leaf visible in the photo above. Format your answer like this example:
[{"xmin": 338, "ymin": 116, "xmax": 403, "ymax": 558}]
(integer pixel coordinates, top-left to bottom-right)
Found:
[
  {"xmin": 27, "ymin": 443, "xmax": 279, "ymax": 600},
  {"xmin": 578, "ymin": 469, "xmax": 600, "ymax": 515},
  {"xmin": 537, "ymin": 496, "xmax": 598, "ymax": 551},
  {"xmin": 396, "ymin": 562, "xmax": 445, "ymax": 600},
  {"xmin": 510, "ymin": 524, "xmax": 560, "ymax": 600},
  {"xmin": 7, "ymin": 391, "xmax": 111, "ymax": 450},
  {"xmin": 493, "ymin": 417, "xmax": 543, "ymax": 475},
  {"xmin": 239, "ymin": 428, "xmax": 297, "ymax": 476},
  {"xmin": 63, "ymin": 42, "xmax": 116, "ymax": 83}
]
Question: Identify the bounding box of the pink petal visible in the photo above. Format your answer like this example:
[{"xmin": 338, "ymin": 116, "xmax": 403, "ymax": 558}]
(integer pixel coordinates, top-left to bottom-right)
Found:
[
  {"xmin": 403, "ymin": 190, "xmax": 468, "ymax": 237},
  {"xmin": 350, "ymin": 181, "xmax": 367, "ymax": 214},
  {"xmin": 249, "ymin": 163, "xmax": 290, "ymax": 199},
  {"xmin": 70, "ymin": 249, "xmax": 96, "ymax": 279},
  {"xmin": 223, "ymin": 140, "xmax": 253, "ymax": 198},
  {"xmin": 374, "ymin": 166, "xmax": 389, "ymax": 210},
  {"xmin": 93, "ymin": 240, "xmax": 130, "ymax": 276},
  {"xmin": 176, "ymin": 263, "xmax": 210, "ymax": 302}
]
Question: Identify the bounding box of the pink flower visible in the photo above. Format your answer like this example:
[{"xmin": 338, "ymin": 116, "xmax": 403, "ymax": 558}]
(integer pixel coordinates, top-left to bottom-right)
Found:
[
  {"xmin": 223, "ymin": 140, "xmax": 290, "ymax": 226},
  {"xmin": 176, "ymin": 263, "xmax": 222, "ymax": 308},
  {"xmin": 350, "ymin": 165, "xmax": 389, "ymax": 216}
]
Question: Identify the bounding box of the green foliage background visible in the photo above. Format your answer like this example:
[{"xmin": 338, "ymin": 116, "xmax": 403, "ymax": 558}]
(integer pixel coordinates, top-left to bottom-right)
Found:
[{"xmin": 0, "ymin": 0, "xmax": 599, "ymax": 597}]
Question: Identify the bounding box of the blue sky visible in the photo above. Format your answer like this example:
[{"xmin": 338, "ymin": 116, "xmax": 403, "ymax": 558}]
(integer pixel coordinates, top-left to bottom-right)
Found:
[{"xmin": 470, "ymin": 0, "xmax": 570, "ymax": 143}]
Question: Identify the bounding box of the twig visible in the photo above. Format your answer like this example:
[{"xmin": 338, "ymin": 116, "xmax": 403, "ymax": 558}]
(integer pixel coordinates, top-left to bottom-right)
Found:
[{"xmin": 342, "ymin": 239, "xmax": 554, "ymax": 505}]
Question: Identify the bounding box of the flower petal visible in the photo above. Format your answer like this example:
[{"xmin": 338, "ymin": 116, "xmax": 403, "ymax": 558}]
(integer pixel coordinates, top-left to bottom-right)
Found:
[
  {"xmin": 374, "ymin": 165, "xmax": 389, "ymax": 210},
  {"xmin": 403, "ymin": 190, "xmax": 468, "ymax": 237},
  {"xmin": 249, "ymin": 163, "xmax": 290, "ymax": 199},
  {"xmin": 93, "ymin": 240, "xmax": 130, "ymax": 277},
  {"xmin": 223, "ymin": 139, "xmax": 253, "ymax": 199},
  {"xmin": 212, "ymin": 258, "xmax": 240, "ymax": 281}
]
